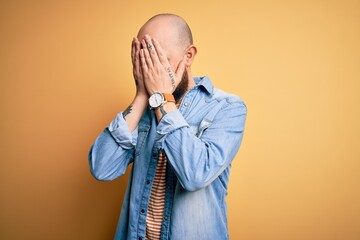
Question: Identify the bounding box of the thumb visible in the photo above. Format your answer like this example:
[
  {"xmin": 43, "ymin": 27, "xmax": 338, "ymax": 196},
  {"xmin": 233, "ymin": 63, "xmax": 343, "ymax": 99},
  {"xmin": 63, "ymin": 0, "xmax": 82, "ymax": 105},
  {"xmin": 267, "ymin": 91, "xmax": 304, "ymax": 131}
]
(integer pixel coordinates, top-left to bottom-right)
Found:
[{"xmin": 175, "ymin": 57, "xmax": 187, "ymax": 78}]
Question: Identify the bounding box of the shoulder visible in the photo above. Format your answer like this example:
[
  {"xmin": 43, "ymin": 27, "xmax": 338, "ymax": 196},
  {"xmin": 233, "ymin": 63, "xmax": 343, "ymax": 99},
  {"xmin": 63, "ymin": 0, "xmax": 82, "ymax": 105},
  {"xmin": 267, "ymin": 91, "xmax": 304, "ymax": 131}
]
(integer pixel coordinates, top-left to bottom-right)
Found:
[
  {"xmin": 197, "ymin": 76, "xmax": 245, "ymax": 105},
  {"xmin": 211, "ymin": 88, "xmax": 247, "ymax": 117},
  {"xmin": 213, "ymin": 88, "xmax": 245, "ymax": 105},
  {"xmin": 195, "ymin": 76, "xmax": 247, "ymax": 114}
]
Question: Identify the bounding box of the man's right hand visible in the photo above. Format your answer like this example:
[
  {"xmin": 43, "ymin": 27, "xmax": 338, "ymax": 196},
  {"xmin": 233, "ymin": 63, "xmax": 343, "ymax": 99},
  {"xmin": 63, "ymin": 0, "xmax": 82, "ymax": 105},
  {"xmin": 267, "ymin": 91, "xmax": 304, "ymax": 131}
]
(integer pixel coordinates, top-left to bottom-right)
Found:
[
  {"xmin": 132, "ymin": 37, "xmax": 148, "ymax": 98},
  {"xmin": 120, "ymin": 38, "xmax": 149, "ymax": 132}
]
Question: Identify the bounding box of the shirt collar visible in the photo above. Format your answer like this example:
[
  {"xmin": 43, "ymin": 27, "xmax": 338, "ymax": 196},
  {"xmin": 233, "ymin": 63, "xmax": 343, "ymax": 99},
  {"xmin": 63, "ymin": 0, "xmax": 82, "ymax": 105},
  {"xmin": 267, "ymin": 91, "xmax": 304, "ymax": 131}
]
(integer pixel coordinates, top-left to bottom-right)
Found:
[{"xmin": 194, "ymin": 76, "xmax": 214, "ymax": 95}]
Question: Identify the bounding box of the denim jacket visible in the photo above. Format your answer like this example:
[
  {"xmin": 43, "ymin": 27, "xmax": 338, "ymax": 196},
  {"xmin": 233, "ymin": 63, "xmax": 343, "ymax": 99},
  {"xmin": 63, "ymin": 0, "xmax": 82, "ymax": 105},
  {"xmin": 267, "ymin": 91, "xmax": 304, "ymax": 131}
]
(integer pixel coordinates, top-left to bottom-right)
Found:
[{"xmin": 88, "ymin": 76, "xmax": 247, "ymax": 240}]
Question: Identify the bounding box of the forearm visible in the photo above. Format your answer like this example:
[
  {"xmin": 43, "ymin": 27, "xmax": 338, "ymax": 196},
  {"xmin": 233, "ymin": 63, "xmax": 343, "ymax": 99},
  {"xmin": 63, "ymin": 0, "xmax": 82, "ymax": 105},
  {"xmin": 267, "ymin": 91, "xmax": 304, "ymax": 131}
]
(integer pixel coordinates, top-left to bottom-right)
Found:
[
  {"xmin": 123, "ymin": 94, "xmax": 148, "ymax": 132},
  {"xmin": 163, "ymin": 127, "xmax": 242, "ymax": 191},
  {"xmin": 89, "ymin": 94, "xmax": 147, "ymax": 181},
  {"xmin": 88, "ymin": 128, "xmax": 135, "ymax": 181},
  {"xmin": 156, "ymin": 102, "xmax": 247, "ymax": 191},
  {"xmin": 154, "ymin": 101, "xmax": 177, "ymax": 122}
]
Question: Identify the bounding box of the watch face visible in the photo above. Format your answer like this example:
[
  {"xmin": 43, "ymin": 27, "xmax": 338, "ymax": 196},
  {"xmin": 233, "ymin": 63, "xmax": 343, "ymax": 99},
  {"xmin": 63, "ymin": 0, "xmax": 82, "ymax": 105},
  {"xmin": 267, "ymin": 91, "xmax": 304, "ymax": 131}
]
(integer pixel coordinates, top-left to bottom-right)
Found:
[{"xmin": 149, "ymin": 92, "xmax": 164, "ymax": 108}]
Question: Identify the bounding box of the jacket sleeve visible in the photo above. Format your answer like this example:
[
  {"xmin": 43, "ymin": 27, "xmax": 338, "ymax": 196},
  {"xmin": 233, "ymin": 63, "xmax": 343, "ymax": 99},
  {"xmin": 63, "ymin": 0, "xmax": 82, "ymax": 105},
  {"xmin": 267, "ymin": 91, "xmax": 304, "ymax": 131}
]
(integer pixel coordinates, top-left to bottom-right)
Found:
[
  {"xmin": 157, "ymin": 101, "xmax": 247, "ymax": 191},
  {"xmin": 88, "ymin": 112, "xmax": 137, "ymax": 181}
]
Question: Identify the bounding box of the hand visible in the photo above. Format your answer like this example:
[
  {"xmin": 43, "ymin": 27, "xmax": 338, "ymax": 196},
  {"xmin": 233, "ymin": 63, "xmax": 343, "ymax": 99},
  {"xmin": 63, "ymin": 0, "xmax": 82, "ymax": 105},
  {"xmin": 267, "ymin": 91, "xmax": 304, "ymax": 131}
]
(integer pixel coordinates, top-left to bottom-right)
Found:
[
  {"xmin": 131, "ymin": 37, "xmax": 148, "ymax": 97},
  {"xmin": 140, "ymin": 34, "xmax": 186, "ymax": 95}
]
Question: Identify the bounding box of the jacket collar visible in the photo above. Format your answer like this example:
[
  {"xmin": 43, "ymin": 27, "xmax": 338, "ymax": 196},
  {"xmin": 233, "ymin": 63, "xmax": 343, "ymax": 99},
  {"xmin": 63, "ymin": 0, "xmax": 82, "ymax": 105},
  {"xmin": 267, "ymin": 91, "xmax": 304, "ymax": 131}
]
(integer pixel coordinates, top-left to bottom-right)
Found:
[{"xmin": 194, "ymin": 76, "xmax": 214, "ymax": 95}]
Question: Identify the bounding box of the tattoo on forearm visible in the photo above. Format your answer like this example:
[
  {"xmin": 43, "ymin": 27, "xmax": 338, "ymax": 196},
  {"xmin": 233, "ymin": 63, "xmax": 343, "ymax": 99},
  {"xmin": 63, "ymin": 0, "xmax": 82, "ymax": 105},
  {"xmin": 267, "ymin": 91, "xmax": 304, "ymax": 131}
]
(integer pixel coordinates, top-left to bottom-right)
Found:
[
  {"xmin": 159, "ymin": 105, "xmax": 167, "ymax": 119},
  {"xmin": 123, "ymin": 104, "xmax": 133, "ymax": 120},
  {"xmin": 167, "ymin": 67, "xmax": 176, "ymax": 89}
]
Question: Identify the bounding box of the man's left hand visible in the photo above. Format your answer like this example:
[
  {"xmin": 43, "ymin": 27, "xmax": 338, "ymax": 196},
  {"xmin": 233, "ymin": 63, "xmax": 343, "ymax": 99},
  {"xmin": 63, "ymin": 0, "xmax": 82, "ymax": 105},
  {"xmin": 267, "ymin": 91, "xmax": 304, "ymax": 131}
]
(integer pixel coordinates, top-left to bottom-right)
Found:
[{"xmin": 139, "ymin": 34, "xmax": 186, "ymax": 95}]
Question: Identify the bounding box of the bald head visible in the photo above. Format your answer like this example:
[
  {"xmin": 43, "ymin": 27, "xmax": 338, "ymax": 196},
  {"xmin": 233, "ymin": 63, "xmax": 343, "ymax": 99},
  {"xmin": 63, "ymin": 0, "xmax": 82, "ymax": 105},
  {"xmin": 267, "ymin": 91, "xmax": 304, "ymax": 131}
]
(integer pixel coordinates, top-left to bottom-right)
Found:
[
  {"xmin": 137, "ymin": 14, "xmax": 193, "ymax": 52},
  {"xmin": 136, "ymin": 14, "xmax": 197, "ymax": 101}
]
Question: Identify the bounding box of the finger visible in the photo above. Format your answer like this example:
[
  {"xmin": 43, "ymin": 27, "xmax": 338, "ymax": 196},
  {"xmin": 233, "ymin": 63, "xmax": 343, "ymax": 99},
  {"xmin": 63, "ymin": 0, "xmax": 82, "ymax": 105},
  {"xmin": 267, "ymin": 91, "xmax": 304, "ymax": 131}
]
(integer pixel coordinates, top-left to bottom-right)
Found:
[
  {"xmin": 141, "ymin": 39, "xmax": 154, "ymax": 69},
  {"xmin": 134, "ymin": 38, "xmax": 141, "ymax": 71},
  {"xmin": 139, "ymin": 49, "xmax": 148, "ymax": 72},
  {"xmin": 131, "ymin": 37, "xmax": 136, "ymax": 65},
  {"xmin": 135, "ymin": 37, "xmax": 141, "ymax": 55},
  {"xmin": 144, "ymin": 35, "xmax": 161, "ymax": 66},
  {"xmin": 152, "ymin": 38, "xmax": 169, "ymax": 66},
  {"xmin": 139, "ymin": 60, "xmax": 144, "ymax": 75}
]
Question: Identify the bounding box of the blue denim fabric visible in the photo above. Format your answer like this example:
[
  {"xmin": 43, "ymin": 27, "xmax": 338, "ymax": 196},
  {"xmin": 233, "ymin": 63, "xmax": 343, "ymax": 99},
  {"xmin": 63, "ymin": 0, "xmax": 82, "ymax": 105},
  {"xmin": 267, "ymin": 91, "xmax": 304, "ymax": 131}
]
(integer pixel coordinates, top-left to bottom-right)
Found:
[{"xmin": 88, "ymin": 76, "xmax": 247, "ymax": 240}]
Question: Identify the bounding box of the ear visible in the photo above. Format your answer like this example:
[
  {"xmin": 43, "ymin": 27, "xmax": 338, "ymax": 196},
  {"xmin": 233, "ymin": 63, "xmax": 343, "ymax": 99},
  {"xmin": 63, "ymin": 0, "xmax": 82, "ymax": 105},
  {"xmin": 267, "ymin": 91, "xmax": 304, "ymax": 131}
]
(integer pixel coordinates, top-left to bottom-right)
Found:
[{"xmin": 184, "ymin": 45, "xmax": 197, "ymax": 67}]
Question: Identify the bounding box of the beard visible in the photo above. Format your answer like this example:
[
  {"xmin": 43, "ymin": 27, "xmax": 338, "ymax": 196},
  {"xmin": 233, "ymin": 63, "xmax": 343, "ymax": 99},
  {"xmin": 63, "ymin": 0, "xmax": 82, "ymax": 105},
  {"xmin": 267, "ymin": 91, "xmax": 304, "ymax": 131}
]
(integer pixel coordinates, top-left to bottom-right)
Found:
[{"xmin": 173, "ymin": 70, "xmax": 189, "ymax": 102}]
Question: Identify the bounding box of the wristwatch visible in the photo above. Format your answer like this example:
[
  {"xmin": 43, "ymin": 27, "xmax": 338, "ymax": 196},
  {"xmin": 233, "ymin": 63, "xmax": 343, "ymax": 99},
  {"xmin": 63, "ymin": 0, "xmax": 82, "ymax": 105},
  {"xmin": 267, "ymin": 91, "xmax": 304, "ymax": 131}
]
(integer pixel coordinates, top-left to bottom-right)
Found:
[{"xmin": 149, "ymin": 92, "xmax": 175, "ymax": 110}]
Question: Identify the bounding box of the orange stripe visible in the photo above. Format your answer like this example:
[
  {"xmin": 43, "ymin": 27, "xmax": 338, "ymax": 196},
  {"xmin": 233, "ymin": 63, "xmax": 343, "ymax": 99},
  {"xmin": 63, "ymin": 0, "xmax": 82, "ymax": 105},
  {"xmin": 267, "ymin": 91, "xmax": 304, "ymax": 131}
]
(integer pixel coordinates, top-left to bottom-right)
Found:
[{"xmin": 146, "ymin": 150, "xmax": 167, "ymax": 239}]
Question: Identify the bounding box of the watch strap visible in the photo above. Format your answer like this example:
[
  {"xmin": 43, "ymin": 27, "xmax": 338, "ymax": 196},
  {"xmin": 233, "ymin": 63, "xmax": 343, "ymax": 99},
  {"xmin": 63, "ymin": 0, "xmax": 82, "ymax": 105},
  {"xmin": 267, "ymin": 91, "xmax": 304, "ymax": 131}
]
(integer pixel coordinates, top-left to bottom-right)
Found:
[{"xmin": 163, "ymin": 93, "xmax": 175, "ymax": 103}]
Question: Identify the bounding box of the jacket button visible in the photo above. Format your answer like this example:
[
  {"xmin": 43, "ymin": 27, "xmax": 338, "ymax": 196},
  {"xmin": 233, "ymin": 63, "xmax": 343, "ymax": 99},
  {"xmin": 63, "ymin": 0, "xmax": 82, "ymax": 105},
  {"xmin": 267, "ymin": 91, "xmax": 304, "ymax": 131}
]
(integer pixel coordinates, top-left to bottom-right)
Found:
[
  {"xmin": 141, "ymin": 209, "xmax": 145, "ymax": 214},
  {"xmin": 139, "ymin": 237, "xmax": 143, "ymax": 240},
  {"xmin": 184, "ymin": 102, "xmax": 188, "ymax": 107},
  {"xmin": 146, "ymin": 180, "xmax": 151, "ymax": 184}
]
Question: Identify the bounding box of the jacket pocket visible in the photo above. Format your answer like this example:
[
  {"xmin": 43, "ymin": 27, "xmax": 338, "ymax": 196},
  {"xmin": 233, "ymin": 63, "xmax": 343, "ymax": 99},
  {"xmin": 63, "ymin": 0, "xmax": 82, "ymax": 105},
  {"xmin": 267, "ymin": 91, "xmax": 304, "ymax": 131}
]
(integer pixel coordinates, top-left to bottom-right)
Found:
[{"xmin": 190, "ymin": 118, "xmax": 213, "ymax": 138}]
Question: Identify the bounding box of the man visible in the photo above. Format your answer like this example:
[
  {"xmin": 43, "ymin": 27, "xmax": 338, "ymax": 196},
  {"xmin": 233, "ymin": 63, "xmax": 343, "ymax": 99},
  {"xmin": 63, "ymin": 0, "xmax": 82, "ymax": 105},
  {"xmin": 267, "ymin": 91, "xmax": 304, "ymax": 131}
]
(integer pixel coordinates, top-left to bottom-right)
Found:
[{"xmin": 88, "ymin": 13, "xmax": 247, "ymax": 240}]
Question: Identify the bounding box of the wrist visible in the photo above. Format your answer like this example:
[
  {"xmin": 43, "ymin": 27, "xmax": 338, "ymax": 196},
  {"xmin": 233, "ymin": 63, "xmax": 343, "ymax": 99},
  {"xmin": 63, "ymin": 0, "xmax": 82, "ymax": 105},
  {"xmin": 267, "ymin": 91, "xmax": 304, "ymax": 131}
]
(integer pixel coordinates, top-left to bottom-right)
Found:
[
  {"xmin": 134, "ymin": 93, "xmax": 149, "ymax": 102},
  {"xmin": 148, "ymin": 92, "xmax": 175, "ymax": 110},
  {"xmin": 154, "ymin": 102, "xmax": 176, "ymax": 122},
  {"xmin": 161, "ymin": 101, "xmax": 176, "ymax": 111},
  {"xmin": 147, "ymin": 87, "xmax": 173, "ymax": 96},
  {"xmin": 132, "ymin": 93, "xmax": 149, "ymax": 111}
]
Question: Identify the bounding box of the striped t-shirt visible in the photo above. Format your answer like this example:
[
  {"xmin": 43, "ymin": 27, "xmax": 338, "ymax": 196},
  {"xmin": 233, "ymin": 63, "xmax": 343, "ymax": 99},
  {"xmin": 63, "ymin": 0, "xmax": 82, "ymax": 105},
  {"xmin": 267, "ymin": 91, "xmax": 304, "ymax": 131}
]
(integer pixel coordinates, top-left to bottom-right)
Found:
[{"xmin": 145, "ymin": 150, "xmax": 167, "ymax": 239}]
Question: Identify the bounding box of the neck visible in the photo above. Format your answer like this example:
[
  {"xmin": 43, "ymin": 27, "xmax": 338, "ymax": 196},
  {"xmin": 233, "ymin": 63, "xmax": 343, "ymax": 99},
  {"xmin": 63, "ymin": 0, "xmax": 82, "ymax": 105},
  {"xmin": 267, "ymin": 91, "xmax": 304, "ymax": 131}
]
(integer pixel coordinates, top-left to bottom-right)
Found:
[{"xmin": 186, "ymin": 69, "xmax": 195, "ymax": 91}]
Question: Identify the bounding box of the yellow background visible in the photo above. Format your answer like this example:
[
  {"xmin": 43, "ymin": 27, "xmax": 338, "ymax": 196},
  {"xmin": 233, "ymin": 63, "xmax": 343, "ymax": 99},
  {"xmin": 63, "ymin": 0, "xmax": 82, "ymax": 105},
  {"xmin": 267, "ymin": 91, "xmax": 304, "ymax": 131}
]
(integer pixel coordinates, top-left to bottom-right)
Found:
[{"xmin": 1, "ymin": 0, "xmax": 360, "ymax": 239}]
